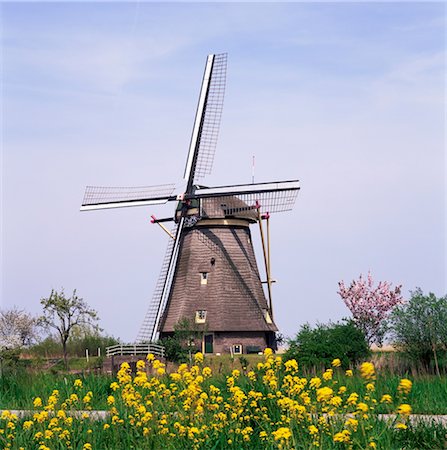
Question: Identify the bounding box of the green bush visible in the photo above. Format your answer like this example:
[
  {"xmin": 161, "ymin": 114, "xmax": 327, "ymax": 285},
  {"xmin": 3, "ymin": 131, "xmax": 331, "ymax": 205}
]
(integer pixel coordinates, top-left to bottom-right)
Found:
[
  {"xmin": 29, "ymin": 332, "xmax": 119, "ymax": 359},
  {"xmin": 161, "ymin": 336, "xmax": 189, "ymax": 363},
  {"xmin": 285, "ymin": 320, "xmax": 370, "ymax": 370},
  {"xmin": 390, "ymin": 288, "xmax": 447, "ymax": 373}
]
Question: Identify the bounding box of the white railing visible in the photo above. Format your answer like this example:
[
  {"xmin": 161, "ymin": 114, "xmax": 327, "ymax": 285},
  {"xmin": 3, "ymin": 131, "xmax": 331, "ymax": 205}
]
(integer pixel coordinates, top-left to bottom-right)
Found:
[{"xmin": 106, "ymin": 343, "xmax": 165, "ymax": 358}]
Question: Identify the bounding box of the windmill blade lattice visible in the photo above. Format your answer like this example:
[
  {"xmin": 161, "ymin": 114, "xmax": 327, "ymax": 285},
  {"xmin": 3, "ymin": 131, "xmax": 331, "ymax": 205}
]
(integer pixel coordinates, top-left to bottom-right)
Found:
[
  {"xmin": 193, "ymin": 53, "xmax": 227, "ymax": 183},
  {"xmin": 195, "ymin": 180, "xmax": 300, "ymax": 215},
  {"xmin": 184, "ymin": 54, "xmax": 227, "ymax": 190},
  {"xmin": 81, "ymin": 184, "xmax": 176, "ymax": 210},
  {"xmin": 136, "ymin": 218, "xmax": 186, "ymax": 342}
]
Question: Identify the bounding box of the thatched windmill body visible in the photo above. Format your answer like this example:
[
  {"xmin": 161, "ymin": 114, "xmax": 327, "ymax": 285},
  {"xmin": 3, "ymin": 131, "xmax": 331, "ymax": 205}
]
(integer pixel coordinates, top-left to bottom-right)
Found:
[{"xmin": 81, "ymin": 54, "xmax": 299, "ymax": 354}]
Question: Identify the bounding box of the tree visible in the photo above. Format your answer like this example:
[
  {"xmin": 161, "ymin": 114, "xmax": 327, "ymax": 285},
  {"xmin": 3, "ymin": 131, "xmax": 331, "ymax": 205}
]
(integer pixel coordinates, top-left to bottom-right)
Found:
[
  {"xmin": 160, "ymin": 317, "xmax": 205, "ymax": 363},
  {"xmin": 40, "ymin": 289, "xmax": 98, "ymax": 368},
  {"xmin": 338, "ymin": 272, "xmax": 403, "ymax": 346},
  {"xmin": 285, "ymin": 320, "xmax": 370, "ymax": 370},
  {"xmin": 0, "ymin": 307, "xmax": 40, "ymax": 350},
  {"xmin": 390, "ymin": 288, "xmax": 447, "ymax": 374}
]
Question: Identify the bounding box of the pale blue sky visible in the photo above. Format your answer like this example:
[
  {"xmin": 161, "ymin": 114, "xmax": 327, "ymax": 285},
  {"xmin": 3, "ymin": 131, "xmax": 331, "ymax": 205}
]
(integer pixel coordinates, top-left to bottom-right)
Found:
[{"xmin": 1, "ymin": 2, "xmax": 445, "ymax": 342}]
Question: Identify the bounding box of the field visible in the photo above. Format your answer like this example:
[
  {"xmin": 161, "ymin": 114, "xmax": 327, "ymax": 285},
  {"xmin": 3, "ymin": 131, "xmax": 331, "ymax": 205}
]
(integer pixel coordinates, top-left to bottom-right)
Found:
[{"xmin": 1, "ymin": 351, "xmax": 446, "ymax": 449}]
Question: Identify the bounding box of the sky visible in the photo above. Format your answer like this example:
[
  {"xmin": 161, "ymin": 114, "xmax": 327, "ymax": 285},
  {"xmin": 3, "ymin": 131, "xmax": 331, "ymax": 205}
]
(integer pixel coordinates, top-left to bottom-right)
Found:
[{"xmin": 1, "ymin": 2, "xmax": 445, "ymax": 343}]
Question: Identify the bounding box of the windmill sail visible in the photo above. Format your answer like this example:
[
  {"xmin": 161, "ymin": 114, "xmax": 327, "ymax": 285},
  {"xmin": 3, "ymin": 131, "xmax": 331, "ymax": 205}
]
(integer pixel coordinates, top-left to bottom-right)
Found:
[
  {"xmin": 80, "ymin": 184, "xmax": 177, "ymax": 211},
  {"xmin": 194, "ymin": 180, "xmax": 300, "ymax": 214},
  {"xmin": 184, "ymin": 53, "xmax": 227, "ymax": 191},
  {"xmin": 136, "ymin": 218, "xmax": 185, "ymax": 342}
]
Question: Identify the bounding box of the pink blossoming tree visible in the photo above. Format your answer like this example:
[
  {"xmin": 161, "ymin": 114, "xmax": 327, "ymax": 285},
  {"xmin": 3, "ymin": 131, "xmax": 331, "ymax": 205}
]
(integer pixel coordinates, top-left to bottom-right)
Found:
[{"xmin": 338, "ymin": 272, "xmax": 403, "ymax": 346}]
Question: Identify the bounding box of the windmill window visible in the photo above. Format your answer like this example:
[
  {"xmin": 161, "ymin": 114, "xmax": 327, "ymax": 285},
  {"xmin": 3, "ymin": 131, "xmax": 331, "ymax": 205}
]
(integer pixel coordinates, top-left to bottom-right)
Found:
[
  {"xmin": 200, "ymin": 272, "xmax": 208, "ymax": 285},
  {"xmin": 233, "ymin": 344, "xmax": 243, "ymax": 355},
  {"xmin": 195, "ymin": 310, "xmax": 207, "ymax": 323}
]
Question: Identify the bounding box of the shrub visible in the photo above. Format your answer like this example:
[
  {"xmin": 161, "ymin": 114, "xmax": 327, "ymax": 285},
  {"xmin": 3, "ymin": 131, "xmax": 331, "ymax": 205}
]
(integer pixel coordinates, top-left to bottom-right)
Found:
[
  {"xmin": 390, "ymin": 288, "xmax": 447, "ymax": 373},
  {"xmin": 285, "ymin": 320, "xmax": 370, "ymax": 370},
  {"xmin": 161, "ymin": 336, "xmax": 189, "ymax": 363}
]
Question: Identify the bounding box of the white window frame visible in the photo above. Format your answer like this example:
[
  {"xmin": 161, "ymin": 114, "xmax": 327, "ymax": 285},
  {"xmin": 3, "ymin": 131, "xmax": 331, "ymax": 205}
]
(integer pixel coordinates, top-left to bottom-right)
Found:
[
  {"xmin": 233, "ymin": 344, "xmax": 243, "ymax": 355},
  {"xmin": 195, "ymin": 310, "xmax": 207, "ymax": 323}
]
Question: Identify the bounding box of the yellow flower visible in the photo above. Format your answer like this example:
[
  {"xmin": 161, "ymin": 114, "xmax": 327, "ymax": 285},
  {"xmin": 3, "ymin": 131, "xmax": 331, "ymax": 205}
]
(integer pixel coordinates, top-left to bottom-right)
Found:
[
  {"xmin": 170, "ymin": 372, "xmax": 182, "ymax": 382},
  {"xmin": 357, "ymin": 402, "xmax": 369, "ymax": 413},
  {"xmin": 136, "ymin": 360, "xmax": 146, "ymax": 370},
  {"xmin": 44, "ymin": 429, "xmax": 53, "ymax": 439},
  {"xmin": 202, "ymin": 367, "xmax": 212, "ymax": 377},
  {"xmin": 74, "ymin": 379, "xmax": 83, "ymax": 388},
  {"xmin": 322, "ymin": 369, "xmax": 333, "ymax": 381},
  {"xmin": 397, "ymin": 403, "xmax": 412, "ymax": 416},
  {"xmin": 110, "ymin": 382, "xmax": 120, "ymax": 391},
  {"xmin": 284, "ymin": 359, "xmax": 298, "ymax": 372},
  {"xmin": 369, "ymin": 441, "xmax": 377, "ymax": 448},
  {"xmin": 347, "ymin": 392, "xmax": 359, "ymax": 405},
  {"xmin": 329, "ymin": 395, "xmax": 343, "ymax": 407},
  {"xmin": 316, "ymin": 387, "xmax": 333, "ymax": 402},
  {"xmin": 344, "ymin": 418, "xmax": 358, "ymax": 430},
  {"xmin": 83, "ymin": 444, "xmax": 92, "ymax": 450},
  {"xmin": 333, "ymin": 430, "xmax": 351, "ymax": 443},
  {"xmin": 398, "ymin": 378, "xmax": 413, "ymax": 395},
  {"xmin": 146, "ymin": 353, "xmax": 155, "ymax": 362},
  {"xmin": 272, "ymin": 426, "xmax": 292, "ymax": 441},
  {"xmin": 308, "ymin": 425, "xmax": 319, "ymax": 435},
  {"xmin": 395, "ymin": 423, "xmax": 407, "ymax": 430},
  {"xmin": 332, "ymin": 358, "xmax": 341, "ymax": 367},
  {"xmin": 345, "ymin": 369, "xmax": 353, "ymax": 377},
  {"xmin": 107, "ymin": 395, "xmax": 115, "ymax": 405},
  {"xmin": 103, "ymin": 423, "xmax": 110, "ymax": 430},
  {"xmin": 380, "ymin": 394, "xmax": 392, "ymax": 404},
  {"xmin": 360, "ymin": 362, "xmax": 375, "ymax": 380},
  {"xmin": 231, "ymin": 369, "xmax": 240, "ymax": 378},
  {"xmin": 264, "ymin": 348, "xmax": 273, "ymax": 357},
  {"xmin": 33, "ymin": 397, "xmax": 43, "ymax": 408},
  {"xmin": 366, "ymin": 382, "xmax": 375, "ymax": 392},
  {"xmin": 194, "ymin": 352, "xmax": 204, "ymax": 364},
  {"xmin": 309, "ymin": 377, "xmax": 322, "ymax": 389},
  {"xmin": 23, "ymin": 421, "xmax": 33, "ymax": 430}
]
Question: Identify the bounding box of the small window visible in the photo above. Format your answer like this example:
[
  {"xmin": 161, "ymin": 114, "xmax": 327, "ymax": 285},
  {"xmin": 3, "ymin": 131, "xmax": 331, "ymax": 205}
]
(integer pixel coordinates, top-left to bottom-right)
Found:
[
  {"xmin": 195, "ymin": 310, "xmax": 207, "ymax": 323},
  {"xmin": 233, "ymin": 344, "xmax": 243, "ymax": 355},
  {"xmin": 200, "ymin": 272, "xmax": 208, "ymax": 285}
]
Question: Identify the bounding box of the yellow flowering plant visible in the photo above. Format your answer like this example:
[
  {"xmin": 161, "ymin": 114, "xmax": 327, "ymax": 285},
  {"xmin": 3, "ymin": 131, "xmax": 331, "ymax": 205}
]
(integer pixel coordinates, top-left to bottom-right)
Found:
[{"xmin": 0, "ymin": 353, "xmax": 419, "ymax": 450}]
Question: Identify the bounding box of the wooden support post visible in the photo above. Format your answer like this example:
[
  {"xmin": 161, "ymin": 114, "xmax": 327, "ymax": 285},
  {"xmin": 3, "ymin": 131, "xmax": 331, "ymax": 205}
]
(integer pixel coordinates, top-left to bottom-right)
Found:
[
  {"xmin": 151, "ymin": 215, "xmax": 175, "ymax": 240},
  {"xmin": 257, "ymin": 205, "xmax": 273, "ymax": 318},
  {"xmin": 265, "ymin": 212, "xmax": 273, "ymax": 320}
]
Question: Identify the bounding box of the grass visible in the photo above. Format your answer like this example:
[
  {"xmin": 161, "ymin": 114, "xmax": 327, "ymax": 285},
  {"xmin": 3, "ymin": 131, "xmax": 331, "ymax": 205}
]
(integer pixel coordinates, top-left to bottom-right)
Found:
[
  {"xmin": 1, "ymin": 353, "xmax": 447, "ymax": 449},
  {"xmin": 0, "ymin": 370, "xmax": 112, "ymax": 410},
  {"xmin": 1, "ymin": 358, "xmax": 447, "ymax": 414}
]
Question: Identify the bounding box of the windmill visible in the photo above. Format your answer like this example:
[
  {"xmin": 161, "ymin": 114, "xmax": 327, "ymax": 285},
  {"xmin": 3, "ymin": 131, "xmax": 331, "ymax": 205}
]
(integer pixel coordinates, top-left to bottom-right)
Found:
[{"xmin": 81, "ymin": 54, "xmax": 300, "ymax": 354}]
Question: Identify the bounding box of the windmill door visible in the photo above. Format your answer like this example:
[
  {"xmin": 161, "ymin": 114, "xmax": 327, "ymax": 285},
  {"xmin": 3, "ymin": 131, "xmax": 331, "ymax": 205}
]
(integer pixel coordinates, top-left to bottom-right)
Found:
[{"xmin": 204, "ymin": 334, "xmax": 214, "ymax": 354}]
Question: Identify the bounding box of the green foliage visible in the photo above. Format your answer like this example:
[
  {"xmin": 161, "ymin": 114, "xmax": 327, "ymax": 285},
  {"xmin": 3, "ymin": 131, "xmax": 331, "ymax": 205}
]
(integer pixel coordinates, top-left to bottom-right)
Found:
[
  {"xmin": 67, "ymin": 330, "xmax": 119, "ymax": 358},
  {"xmin": 30, "ymin": 332, "xmax": 119, "ymax": 360},
  {"xmin": 161, "ymin": 336, "xmax": 188, "ymax": 363},
  {"xmin": 160, "ymin": 317, "xmax": 206, "ymax": 363},
  {"xmin": 390, "ymin": 288, "xmax": 447, "ymax": 371},
  {"xmin": 285, "ymin": 321, "xmax": 370, "ymax": 369},
  {"xmin": 393, "ymin": 421, "xmax": 447, "ymax": 449},
  {"xmin": 30, "ymin": 336, "xmax": 63, "ymax": 358},
  {"xmin": 0, "ymin": 370, "xmax": 113, "ymax": 410}
]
